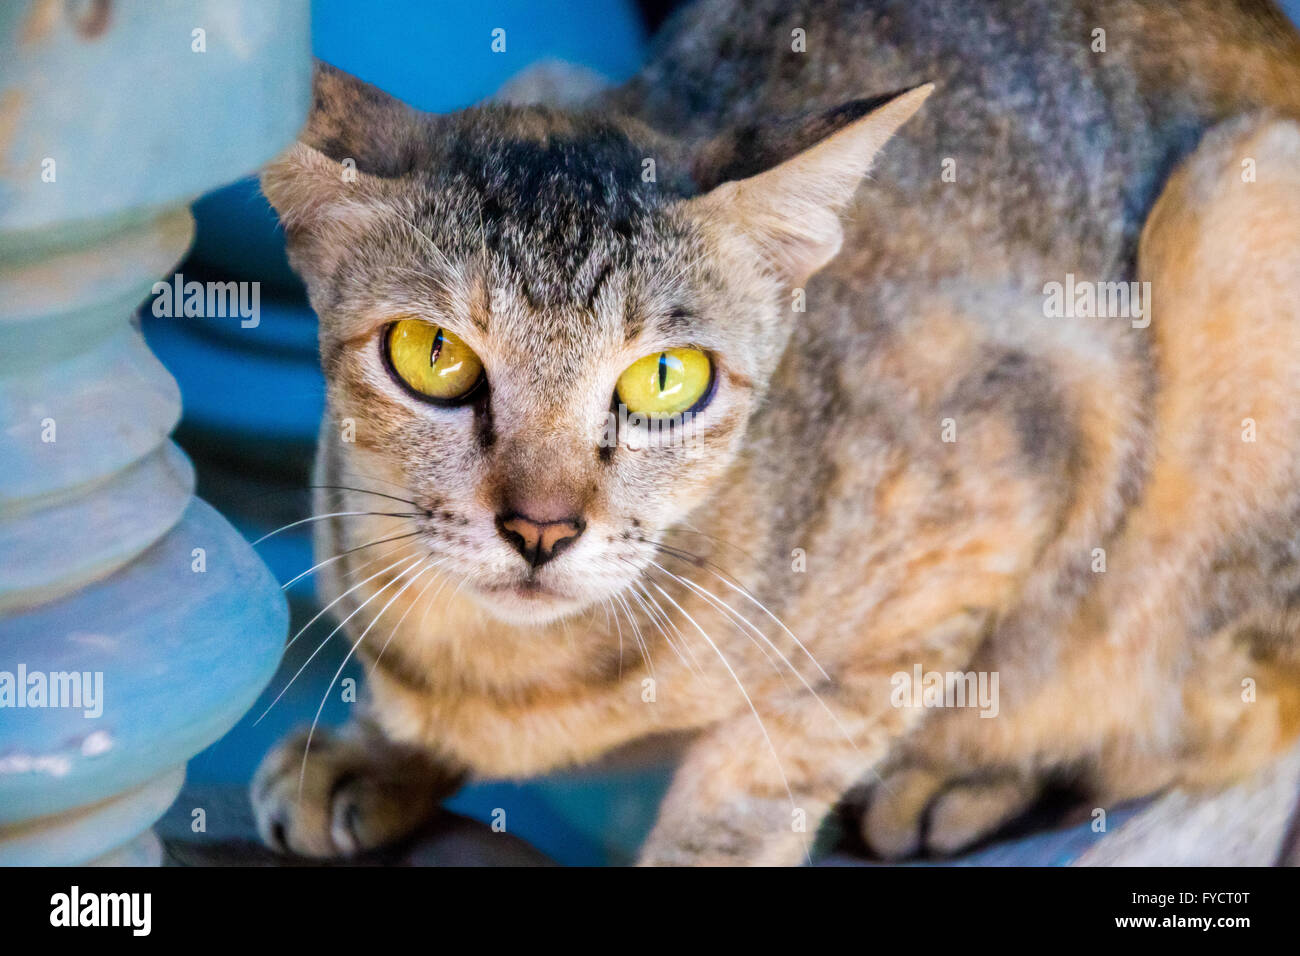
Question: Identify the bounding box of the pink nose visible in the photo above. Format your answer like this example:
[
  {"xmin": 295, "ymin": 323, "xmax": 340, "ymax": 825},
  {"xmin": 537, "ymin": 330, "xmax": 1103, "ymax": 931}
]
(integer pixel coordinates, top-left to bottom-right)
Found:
[{"xmin": 495, "ymin": 512, "xmax": 586, "ymax": 568}]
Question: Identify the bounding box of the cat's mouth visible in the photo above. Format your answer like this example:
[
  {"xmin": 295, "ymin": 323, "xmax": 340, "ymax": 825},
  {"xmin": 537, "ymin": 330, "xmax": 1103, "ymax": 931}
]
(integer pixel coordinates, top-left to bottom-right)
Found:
[
  {"xmin": 469, "ymin": 575, "xmax": 586, "ymax": 623},
  {"xmin": 481, "ymin": 578, "xmax": 560, "ymax": 599}
]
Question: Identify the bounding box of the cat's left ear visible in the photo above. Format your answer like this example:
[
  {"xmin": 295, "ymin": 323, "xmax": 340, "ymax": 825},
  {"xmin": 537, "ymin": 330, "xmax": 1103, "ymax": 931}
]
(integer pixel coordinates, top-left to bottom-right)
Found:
[
  {"xmin": 684, "ymin": 84, "xmax": 933, "ymax": 284},
  {"xmin": 262, "ymin": 62, "xmax": 427, "ymax": 274}
]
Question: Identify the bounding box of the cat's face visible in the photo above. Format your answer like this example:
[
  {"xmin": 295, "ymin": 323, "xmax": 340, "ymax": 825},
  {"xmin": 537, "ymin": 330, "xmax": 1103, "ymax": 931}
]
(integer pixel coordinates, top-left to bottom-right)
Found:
[
  {"xmin": 266, "ymin": 65, "xmax": 928, "ymax": 625},
  {"xmin": 298, "ymin": 116, "xmax": 782, "ymax": 626}
]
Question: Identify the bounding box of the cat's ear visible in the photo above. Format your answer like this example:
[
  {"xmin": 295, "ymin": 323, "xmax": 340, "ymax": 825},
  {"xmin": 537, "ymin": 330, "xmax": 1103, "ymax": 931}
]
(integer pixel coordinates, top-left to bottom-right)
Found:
[
  {"xmin": 685, "ymin": 84, "xmax": 932, "ymax": 284},
  {"xmin": 262, "ymin": 62, "xmax": 424, "ymax": 238}
]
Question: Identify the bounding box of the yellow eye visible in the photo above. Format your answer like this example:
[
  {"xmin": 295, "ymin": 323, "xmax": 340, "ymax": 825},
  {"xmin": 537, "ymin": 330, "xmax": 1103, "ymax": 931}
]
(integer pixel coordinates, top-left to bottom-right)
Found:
[
  {"xmin": 385, "ymin": 320, "xmax": 484, "ymax": 402},
  {"xmin": 616, "ymin": 348, "xmax": 713, "ymax": 418}
]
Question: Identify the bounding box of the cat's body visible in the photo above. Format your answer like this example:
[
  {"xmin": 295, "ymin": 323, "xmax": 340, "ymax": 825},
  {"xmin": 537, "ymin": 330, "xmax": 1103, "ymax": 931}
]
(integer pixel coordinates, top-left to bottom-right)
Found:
[{"xmin": 253, "ymin": 0, "xmax": 1300, "ymax": 864}]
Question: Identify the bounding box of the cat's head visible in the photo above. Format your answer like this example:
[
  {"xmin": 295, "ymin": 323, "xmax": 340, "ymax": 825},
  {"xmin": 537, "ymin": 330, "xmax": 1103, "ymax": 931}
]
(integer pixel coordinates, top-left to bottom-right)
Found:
[{"xmin": 263, "ymin": 63, "xmax": 928, "ymax": 625}]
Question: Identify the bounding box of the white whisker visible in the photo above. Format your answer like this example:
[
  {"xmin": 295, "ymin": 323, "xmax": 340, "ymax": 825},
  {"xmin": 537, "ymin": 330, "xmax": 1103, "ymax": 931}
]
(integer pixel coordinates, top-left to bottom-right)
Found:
[
  {"xmin": 701, "ymin": 566, "xmax": 831, "ymax": 683},
  {"xmin": 299, "ymin": 559, "xmax": 436, "ymax": 798},
  {"xmin": 252, "ymin": 511, "xmax": 418, "ymax": 546},
  {"xmin": 280, "ymin": 530, "xmax": 422, "ymax": 591},
  {"xmin": 650, "ymin": 560, "xmax": 786, "ymax": 680},
  {"xmin": 254, "ymin": 553, "xmax": 423, "ymax": 725},
  {"xmin": 338, "ymin": 538, "xmax": 420, "ymax": 582},
  {"xmin": 648, "ymin": 559, "xmax": 858, "ymax": 752},
  {"xmin": 644, "ymin": 577, "xmax": 810, "ymax": 864},
  {"xmin": 367, "ymin": 558, "xmax": 453, "ymax": 678},
  {"xmin": 632, "ymin": 578, "xmax": 701, "ymax": 674}
]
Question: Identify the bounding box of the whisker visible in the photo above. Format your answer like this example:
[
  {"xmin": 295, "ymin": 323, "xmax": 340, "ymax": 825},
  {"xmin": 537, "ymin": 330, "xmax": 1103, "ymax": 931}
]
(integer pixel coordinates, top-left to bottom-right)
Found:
[
  {"xmin": 650, "ymin": 540, "xmax": 831, "ymax": 683},
  {"xmin": 337, "ymin": 537, "xmax": 420, "ymax": 582},
  {"xmin": 309, "ymin": 484, "xmax": 424, "ymax": 509},
  {"xmin": 252, "ymin": 510, "xmax": 422, "ymax": 546},
  {"xmin": 279, "ymin": 530, "xmax": 423, "ymax": 591},
  {"xmin": 649, "ymin": 559, "xmax": 787, "ymax": 681},
  {"xmin": 643, "ymin": 577, "xmax": 808, "ymax": 863},
  {"xmin": 444, "ymin": 568, "xmax": 475, "ymax": 608},
  {"xmin": 617, "ymin": 587, "xmax": 657, "ymax": 678},
  {"xmin": 612, "ymin": 590, "xmax": 649, "ymax": 678},
  {"xmin": 647, "ymin": 559, "xmax": 858, "ymax": 752},
  {"xmin": 254, "ymin": 553, "xmax": 424, "ymax": 725},
  {"xmin": 284, "ymin": 551, "xmax": 420, "ymax": 655},
  {"xmin": 415, "ymin": 564, "xmax": 461, "ymax": 636},
  {"xmin": 641, "ymin": 579, "xmax": 703, "ymax": 672},
  {"xmin": 649, "ymin": 558, "xmax": 791, "ymax": 675},
  {"xmin": 661, "ymin": 523, "xmax": 761, "ymax": 567},
  {"xmin": 604, "ymin": 597, "xmax": 624, "ymax": 679},
  {"xmin": 629, "ymin": 578, "xmax": 697, "ymax": 674},
  {"xmin": 367, "ymin": 558, "xmax": 452, "ymax": 679},
  {"xmin": 333, "ymin": 466, "xmax": 429, "ymax": 498},
  {"xmin": 625, "ymin": 582, "xmax": 669, "ymax": 664},
  {"xmin": 299, "ymin": 558, "xmax": 436, "ymax": 798}
]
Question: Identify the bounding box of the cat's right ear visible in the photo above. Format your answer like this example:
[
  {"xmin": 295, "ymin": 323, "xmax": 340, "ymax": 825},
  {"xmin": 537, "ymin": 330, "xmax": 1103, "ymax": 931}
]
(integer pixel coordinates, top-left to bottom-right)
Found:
[
  {"xmin": 261, "ymin": 142, "xmax": 388, "ymax": 234},
  {"xmin": 262, "ymin": 62, "xmax": 422, "ymax": 251},
  {"xmin": 684, "ymin": 84, "xmax": 932, "ymax": 285}
]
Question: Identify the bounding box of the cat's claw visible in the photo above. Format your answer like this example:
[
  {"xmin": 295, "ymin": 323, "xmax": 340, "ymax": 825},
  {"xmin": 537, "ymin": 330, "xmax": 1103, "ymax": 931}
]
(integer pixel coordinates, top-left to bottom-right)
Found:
[
  {"xmin": 858, "ymin": 767, "xmax": 944, "ymax": 860},
  {"xmin": 251, "ymin": 726, "xmax": 460, "ymax": 859},
  {"xmin": 859, "ymin": 767, "xmax": 1038, "ymax": 860}
]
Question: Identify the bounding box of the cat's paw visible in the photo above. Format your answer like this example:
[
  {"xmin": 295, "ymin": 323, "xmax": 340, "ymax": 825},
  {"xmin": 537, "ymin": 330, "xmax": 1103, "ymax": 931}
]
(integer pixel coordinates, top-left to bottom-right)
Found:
[
  {"xmin": 859, "ymin": 768, "xmax": 1037, "ymax": 859},
  {"xmin": 251, "ymin": 726, "xmax": 459, "ymax": 859},
  {"xmin": 858, "ymin": 767, "xmax": 944, "ymax": 859}
]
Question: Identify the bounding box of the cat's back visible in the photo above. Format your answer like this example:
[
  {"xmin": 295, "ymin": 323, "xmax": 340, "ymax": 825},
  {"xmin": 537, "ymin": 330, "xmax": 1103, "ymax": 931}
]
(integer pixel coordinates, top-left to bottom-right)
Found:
[{"xmin": 623, "ymin": 0, "xmax": 1300, "ymax": 279}]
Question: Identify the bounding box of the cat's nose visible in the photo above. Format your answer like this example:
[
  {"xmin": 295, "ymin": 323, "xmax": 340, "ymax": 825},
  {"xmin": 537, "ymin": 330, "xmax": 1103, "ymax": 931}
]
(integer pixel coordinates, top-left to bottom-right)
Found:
[{"xmin": 495, "ymin": 511, "xmax": 586, "ymax": 568}]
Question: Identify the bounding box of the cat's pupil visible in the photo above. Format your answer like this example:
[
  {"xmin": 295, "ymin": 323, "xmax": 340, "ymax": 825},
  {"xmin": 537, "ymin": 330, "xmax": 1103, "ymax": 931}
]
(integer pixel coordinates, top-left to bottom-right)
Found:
[
  {"xmin": 657, "ymin": 352, "xmax": 668, "ymax": 392},
  {"xmin": 429, "ymin": 328, "xmax": 444, "ymax": 367}
]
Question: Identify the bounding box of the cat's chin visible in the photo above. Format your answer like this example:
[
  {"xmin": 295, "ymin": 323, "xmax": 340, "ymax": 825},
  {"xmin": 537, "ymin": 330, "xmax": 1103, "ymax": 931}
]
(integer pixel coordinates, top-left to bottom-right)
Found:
[{"xmin": 468, "ymin": 579, "xmax": 589, "ymax": 626}]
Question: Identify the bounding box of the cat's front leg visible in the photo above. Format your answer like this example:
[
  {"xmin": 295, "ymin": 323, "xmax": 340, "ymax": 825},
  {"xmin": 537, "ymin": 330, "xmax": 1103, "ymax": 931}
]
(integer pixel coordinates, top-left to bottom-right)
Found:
[
  {"xmin": 639, "ymin": 607, "xmax": 996, "ymax": 868},
  {"xmin": 638, "ymin": 684, "xmax": 911, "ymax": 866}
]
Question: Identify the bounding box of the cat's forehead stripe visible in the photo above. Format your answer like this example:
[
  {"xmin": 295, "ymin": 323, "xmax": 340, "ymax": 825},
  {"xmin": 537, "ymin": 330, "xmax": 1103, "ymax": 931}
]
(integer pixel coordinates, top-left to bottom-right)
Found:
[{"xmin": 426, "ymin": 113, "xmax": 697, "ymax": 310}]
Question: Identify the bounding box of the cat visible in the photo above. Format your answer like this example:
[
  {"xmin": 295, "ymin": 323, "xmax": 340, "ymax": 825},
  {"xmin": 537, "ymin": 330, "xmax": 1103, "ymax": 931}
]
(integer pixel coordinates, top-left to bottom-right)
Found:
[{"xmin": 252, "ymin": 0, "xmax": 1300, "ymax": 865}]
